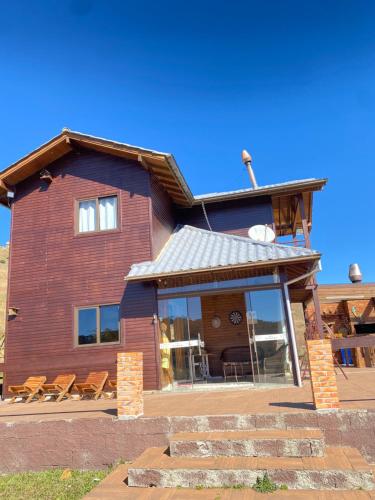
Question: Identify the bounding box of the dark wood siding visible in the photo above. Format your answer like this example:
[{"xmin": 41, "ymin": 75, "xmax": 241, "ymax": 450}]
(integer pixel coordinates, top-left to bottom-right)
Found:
[
  {"xmin": 176, "ymin": 196, "xmax": 274, "ymax": 237},
  {"xmin": 4, "ymin": 150, "xmax": 160, "ymax": 391},
  {"xmin": 201, "ymin": 293, "xmax": 248, "ymax": 376},
  {"xmin": 150, "ymin": 175, "xmax": 175, "ymax": 259}
]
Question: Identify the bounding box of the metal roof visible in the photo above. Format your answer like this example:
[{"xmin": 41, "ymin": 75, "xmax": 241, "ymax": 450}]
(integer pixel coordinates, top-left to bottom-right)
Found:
[
  {"xmin": 0, "ymin": 128, "xmax": 327, "ymax": 210},
  {"xmin": 194, "ymin": 178, "xmax": 327, "ymax": 204},
  {"xmin": 126, "ymin": 225, "xmax": 320, "ymax": 281}
]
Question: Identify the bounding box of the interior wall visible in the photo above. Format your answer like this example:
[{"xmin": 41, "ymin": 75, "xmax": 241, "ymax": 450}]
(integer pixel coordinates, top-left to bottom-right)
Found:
[{"xmin": 201, "ymin": 293, "xmax": 248, "ymax": 377}]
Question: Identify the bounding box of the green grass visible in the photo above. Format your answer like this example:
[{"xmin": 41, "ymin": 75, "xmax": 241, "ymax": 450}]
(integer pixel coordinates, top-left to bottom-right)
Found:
[{"xmin": 0, "ymin": 468, "xmax": 111, "ymax": 500}]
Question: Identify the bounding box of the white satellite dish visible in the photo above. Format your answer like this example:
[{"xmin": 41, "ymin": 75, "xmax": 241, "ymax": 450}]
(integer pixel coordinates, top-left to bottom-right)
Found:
[{"xmin": 248, "ymin": 225, "xmax": 275, "ymax": 243}]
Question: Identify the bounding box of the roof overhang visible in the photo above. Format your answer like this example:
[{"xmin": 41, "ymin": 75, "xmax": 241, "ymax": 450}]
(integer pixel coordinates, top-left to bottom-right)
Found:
[
  {"xmin": 193, "ymin": 178, "xmax": 327, "ymax": 205},
  {"xmin": 0, "ymin": 130, "xmax": 194, "ymax": 207},
  {"xmin": 194, "ymin": 179, "xmax": 327, "ymax": 238},
  {"xmin": 125, "ymin": 254, "xmax": 321, "ymax": 283}
]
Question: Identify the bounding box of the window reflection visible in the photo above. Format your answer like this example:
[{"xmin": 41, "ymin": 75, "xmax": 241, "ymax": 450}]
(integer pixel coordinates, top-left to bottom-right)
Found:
[
  {"xmin": 100, "ymin": 305, "xmax": 120, "ymax": 343},
  {"xmin": 78, "ymin": 308, "xmax": 97, "ymax": 345},
  {"xmin": 77, "ymin": 304, "xmax": 120, "ymax": 345}
]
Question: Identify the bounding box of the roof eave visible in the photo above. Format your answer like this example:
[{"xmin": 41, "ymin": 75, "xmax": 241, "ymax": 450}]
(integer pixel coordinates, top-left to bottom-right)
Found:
[
  {"xmin": 125, "ymin": 253, "xmax": 321, "ymax": 282},
  {"xmin": 0, "ymin": 130, "xmax": 194, "ymax": 207},
  {"xmin": 193, "ymin": 179, "xmax": 327, "ymax": 205}
]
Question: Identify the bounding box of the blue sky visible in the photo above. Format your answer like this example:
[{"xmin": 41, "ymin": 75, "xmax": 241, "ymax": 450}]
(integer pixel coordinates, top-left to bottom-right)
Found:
[{"xmin": 0, "ymin": 0, "xmax": 374, "ymax": 283}]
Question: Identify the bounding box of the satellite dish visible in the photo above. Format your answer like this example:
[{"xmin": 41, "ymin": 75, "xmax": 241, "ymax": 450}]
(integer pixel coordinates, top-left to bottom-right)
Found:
[{"xmin": 248, "ymin": 225, "xmax": 275, "ymax": 243}]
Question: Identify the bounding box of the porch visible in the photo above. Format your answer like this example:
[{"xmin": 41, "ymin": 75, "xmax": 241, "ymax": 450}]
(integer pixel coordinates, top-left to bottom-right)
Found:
[
  {"xmin": 126, "ymin": 225, "xmax": 323, "ymax": 391},
  {"xmin": 1, "ymin": 368, "xmax": 374, "ymax": 423}
]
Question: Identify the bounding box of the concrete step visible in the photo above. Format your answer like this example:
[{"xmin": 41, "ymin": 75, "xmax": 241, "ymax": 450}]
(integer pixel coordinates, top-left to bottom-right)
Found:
[
  {"xmin": 84, "ymin": 464, "xmax": 375, "ymax": 499},
  {"xmin": 127, "ymin": 446, "xmax": 375, "ymax": 490},
  {"xmin": 169, "ymin": 429, "xmax": 325, "ymax": 457}
]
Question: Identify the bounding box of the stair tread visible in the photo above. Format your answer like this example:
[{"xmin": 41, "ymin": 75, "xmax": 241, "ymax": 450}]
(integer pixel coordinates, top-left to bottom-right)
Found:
[
  {"xmin": 170, "ymin": 429, "xmax": 324, "ymax": 441},
  {"xmin": 130, "ymin": 446, "xmax": 372, "ymax": 471},
  {"xmin": 84, "ymin": 465, "xmax": 375, "ymax": 499}
]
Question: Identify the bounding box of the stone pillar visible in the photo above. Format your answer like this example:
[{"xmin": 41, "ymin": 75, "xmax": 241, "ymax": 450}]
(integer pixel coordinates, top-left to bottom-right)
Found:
[
  {"xmin": 117, "ymin": 352, "xmax": 143, "ymax": 419},
  {"xmin": 307, "ymin": 339, "xmax": 339, "ymax": 410}
]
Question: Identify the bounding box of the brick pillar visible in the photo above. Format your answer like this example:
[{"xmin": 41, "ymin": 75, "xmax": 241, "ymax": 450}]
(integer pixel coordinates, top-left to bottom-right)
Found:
[
  {"xmin": 117, "ymin": 352, "xmax": 143, "ymax": 419},
  {"xmin": 307, "ymin": 339, "xmax": 339, "ymax": 410}
]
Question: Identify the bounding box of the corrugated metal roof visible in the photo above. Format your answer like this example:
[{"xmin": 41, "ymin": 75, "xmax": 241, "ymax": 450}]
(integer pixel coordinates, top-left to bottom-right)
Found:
[
  {"xmin": 126, "ymin": 225, "xmax": 319, "ymax": 280},
  {"xmin": 194, "ymin": 178, "xmax": 323, "ymax": 202}
]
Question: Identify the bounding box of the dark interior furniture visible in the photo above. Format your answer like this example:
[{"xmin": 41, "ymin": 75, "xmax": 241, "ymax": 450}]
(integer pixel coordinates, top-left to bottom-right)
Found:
[
  {"xmin": 220, "ymin": 346, "xmax": 264, "ymax": 381},
  {"xmin": 261, "ymin": 343, "xmax": 289, "ymax": 374}
]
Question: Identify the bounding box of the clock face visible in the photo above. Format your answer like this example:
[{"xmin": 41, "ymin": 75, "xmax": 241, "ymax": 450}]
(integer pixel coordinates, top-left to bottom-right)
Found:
[{"xmin": 229, "ymin": 310, "xmax": 243, "ymax": 325}]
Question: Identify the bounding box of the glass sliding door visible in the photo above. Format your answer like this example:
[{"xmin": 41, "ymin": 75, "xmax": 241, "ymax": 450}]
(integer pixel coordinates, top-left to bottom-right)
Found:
[
  {"xmin": 158, "ymin": 297, "xmax": 203, "ymax": 390},
  {"xmin": 245, "ymin": 289, "xmax": 293, "ymax": 384}
]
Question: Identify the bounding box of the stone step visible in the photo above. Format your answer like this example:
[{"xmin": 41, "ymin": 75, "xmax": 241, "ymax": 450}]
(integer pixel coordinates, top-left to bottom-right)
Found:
[
  {"xmin": 84, "ymin": 464, "xmax": 375, "ymax": 499},
  {"xmin": 169, "ymin": 429, "xmax": 325, "ymax": 457},
  {"xmin": 127, "ymin": 446, "xmax": 375, "ymax": 490}
]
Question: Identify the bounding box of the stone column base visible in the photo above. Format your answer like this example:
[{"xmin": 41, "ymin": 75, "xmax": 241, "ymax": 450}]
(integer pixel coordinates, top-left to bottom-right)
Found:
[
  {"xmin": 117, "ymin": 352, "xmax": 143, "ymax": 419},
  {"xmin": 307, "ymin": 339, "xmax": 339, "ymax": 410}
]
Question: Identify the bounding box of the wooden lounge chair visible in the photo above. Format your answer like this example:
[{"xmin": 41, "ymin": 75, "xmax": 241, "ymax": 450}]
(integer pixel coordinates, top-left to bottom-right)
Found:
[
  {"xmin": 73, "ymin": 371, "xmax": 108, "ymax": 400},
  {"xmin": 107, "ymin": 379, "xmax": 117, "ymax": 399},
  {"xmin": 8, "ymin": 376, "xmax": 46, "ymax": 404},
  {"xmin": 39, "ymin": 374, "xmax": 76, "ymax": 403}
]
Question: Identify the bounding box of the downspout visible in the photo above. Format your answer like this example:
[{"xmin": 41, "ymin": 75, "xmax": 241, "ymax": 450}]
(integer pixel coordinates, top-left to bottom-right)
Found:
[{"xmin": 283, "ymin": 261, "xmax": 321, "ymax": 387}]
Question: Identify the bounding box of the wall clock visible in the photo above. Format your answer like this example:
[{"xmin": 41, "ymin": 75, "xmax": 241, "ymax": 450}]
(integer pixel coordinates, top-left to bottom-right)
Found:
[
  {"xmin": 229, "ymin": 310, "xmax": 243, "ymax": 325},
  {"xmin": 211, "ymin": 315, "xmax": 221, "ymax": 329}
]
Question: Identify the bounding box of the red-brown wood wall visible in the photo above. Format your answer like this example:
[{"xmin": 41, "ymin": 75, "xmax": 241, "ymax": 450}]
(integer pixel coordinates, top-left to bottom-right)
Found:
[{"xmin": 4, "ymin": 150, "xmax": 161, "ymax": 391}]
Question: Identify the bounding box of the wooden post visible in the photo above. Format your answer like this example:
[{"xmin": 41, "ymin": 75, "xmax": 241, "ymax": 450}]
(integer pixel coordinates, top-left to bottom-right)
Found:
[
  {"xmin": 298, "ymin": 194, "xmax": 324, "ymax": 338},
  {"xmin": 297, "ymin": 194, "xmax": 311, "ymax": 249}
]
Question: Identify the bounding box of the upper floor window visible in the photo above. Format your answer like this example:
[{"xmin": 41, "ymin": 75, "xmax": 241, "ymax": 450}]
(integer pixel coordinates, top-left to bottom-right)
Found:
[{"xmin": 78, "ymin": 195, "xmax": 118, "ymax": 233}]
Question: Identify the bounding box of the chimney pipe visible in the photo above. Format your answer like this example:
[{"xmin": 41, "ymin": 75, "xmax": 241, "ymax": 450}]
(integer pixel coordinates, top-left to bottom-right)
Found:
[
  {"xmin": 242, "ymin": 149, "xmax": 258, "ymax": 188},
  {"xmin": 349, "ymin": 263, "xmax": 362, "ymax": 283}
]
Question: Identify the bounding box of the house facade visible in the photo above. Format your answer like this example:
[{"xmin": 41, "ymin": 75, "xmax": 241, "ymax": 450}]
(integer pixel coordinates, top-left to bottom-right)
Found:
[{"xmin": 0, "ymin": 130, "xmax": 326, "ymax": 392}]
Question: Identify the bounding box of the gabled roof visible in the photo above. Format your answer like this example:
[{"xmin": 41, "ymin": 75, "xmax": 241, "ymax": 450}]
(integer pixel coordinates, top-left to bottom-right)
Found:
[
  {"xmin": 0, "ymin": 129, "xmax": 194, "ymax": 206},
  {"xmin": 126, "ymin": 225, "xmax": 320, "ymax": 281},
  {"xmin": 0, "ymin": 129, "xmax": 327, "ymax": 226}
]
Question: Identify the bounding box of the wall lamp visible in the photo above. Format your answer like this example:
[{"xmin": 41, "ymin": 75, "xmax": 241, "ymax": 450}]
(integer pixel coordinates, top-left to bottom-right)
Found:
[{"xmin": 8, "ymin": 307, "xmax": 19, "ymax": 317}]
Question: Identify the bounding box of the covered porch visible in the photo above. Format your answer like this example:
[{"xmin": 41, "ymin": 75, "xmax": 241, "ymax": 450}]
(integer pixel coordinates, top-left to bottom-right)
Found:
[{"xmin": 126, "ymin": 225, "xmax": 322, "ymax": 392}]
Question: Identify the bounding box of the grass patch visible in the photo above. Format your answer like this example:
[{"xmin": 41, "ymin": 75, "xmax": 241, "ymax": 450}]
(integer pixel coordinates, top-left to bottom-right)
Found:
[
  {"xmin": 0, "ymin": 468, "xmax": 111, "ymax": 500},
  {"xmin": 252, "ymin": 473, "xmax": 286, "ymax": 493}
]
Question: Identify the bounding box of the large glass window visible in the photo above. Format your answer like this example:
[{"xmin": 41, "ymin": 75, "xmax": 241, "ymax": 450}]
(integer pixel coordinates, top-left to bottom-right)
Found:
[
  {"xmin": 158, "ymin": 297, "xmax": 203, "ymax": 390},
  {"xmin": 78, "ymin": 195, "xmax": 118, "ymax": 233},
  {"xmin": 245, "ymin": 289, "xmax": 292, "ymax": 384},
  {"xmin": 76, "ymin": 304, "xmax": 120, "ymax": 345}
]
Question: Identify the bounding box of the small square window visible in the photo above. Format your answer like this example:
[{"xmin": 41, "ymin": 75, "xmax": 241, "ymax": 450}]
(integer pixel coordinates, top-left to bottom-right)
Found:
[
  {"xmin": 78, "ymin": 196, "xmax": 118, "ymax": 233},
  {"xmin": 76, "ymin": 304, "xmax": 120, "ymax": 346}
]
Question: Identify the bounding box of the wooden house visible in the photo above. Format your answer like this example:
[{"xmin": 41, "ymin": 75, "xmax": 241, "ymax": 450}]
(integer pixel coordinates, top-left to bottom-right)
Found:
[{"xmin": 0, "ymin": 130, "xmax": 327, "ymax": 392}]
